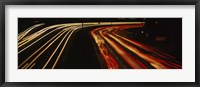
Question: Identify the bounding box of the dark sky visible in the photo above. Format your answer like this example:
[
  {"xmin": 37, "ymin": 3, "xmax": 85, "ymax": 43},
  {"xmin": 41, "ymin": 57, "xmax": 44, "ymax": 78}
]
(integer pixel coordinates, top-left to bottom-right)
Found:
[{"xmin": 18, "ymin": 18, "xmax": 181, "ymax": 33}]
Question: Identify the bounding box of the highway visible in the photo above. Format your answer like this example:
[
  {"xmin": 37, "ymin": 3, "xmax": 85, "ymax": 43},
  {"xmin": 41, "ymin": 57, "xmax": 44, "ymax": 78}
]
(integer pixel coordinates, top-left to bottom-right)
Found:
[
  {"xmin": 18, "ymin": 22, "xmax": 182, "ymax": 69},
  {"xmin": 90, "ymin": 24, "xmax": 181, "ymax": 69}
]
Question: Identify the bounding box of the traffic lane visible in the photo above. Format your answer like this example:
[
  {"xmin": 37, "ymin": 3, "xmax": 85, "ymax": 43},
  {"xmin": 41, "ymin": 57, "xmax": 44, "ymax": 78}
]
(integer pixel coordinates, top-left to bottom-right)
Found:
[
  {"xmin": 91, "ymin": 25, "xmax": 148, "ymax": 69},
  {"xmin": 18, "ymin": 25, "xmax": 81, "ymax": 69},
  {"xmin": 108, "ymin": 31, "xmax": 178, "ymax": 69},
  {"xmin": 99, "ymin": 29, "xmax": 148, "ymax": 69},
  {"xmin": 112, "ymin": 30, "xmax": 177, "ymax": 59},
  {"xmin": 19, "ymin": 23, "xmax": 106, "ymax": 69},
  {"xmin": 91, "ymin": 27, "xmax": 143, "ymax": 69},
  {"xmin": 18, "ymin": 25, "xmax": 70, "ymax": 54},
  {"xmin": 52, "ymin": 27, "xmax": 81, "ymax": 69},
  {"xmin": 42, "ymin": 30, "xmax": 73, "ymax": 69},
  {"xmin": 91, "ymin": 28, "xmax": 119, "ymax": 69},
  {"xmin": 91, "ymin": 25, "xmax": 181, "ymax": 69},
  {"xmin": 19, "ymin": 30, "xmax": 70, "ymax": 69},
  {"xmin": 91, "ymin": 26, "xmax": 137, "ymax": 69},
  {"xmin": 111, "ymin": 29, "xmax": 181, "ymax": 68},
  {"xmin": 18, "ymin": 29, "xmax": 64, "ymax": 67},
  {"xmin": 55, "ymin": 26, "xmax": 102, "ymax": 69}
]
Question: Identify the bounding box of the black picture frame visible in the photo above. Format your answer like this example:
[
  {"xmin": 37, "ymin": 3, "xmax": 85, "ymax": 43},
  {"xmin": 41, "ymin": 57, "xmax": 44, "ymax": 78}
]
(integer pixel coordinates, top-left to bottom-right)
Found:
[{"xmin": 0, "ymin": 0, "xmax": 199, "ymax": 87}]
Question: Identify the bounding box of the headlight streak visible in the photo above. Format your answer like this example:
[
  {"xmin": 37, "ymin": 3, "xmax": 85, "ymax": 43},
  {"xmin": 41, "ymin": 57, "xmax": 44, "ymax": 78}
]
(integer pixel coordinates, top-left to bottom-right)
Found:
[
  {"xmin": 52, "ymin": 27, "xmax": 81, "ymax": 69},
  {"xmin": 18, "ymin": 30, "xmax": 66, "ymax": 68},
  {"xmin": 18, "ymin": 23, "xmax": 45, "ymax": 41},
  {"xmin": 42, "ymin": 29, "xmax": 73, "ymax": 69},
  {"xmin": 18, "ymin": 22, "xmax": 181, "ymax": 69}
]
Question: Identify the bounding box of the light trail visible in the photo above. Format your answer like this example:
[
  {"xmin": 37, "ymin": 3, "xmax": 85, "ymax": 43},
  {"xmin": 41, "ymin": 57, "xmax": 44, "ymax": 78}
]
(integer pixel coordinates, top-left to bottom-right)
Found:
[
  {"xmin": 18, "ymin": 24, "xmax": 71, "ymax": 46},
  {"xmin": 19, "ymin": 23, "xmax": 94, "ymax": 69},
  {"xmin": 42, "ymin": 29, "xmax": 72, "ymax": 69},
  {"xmin": 29, "ymin": 63, "xmax": 36, "ymax": 69},
  {"xmin": 18, "ymin": 25, "xmax": 70, "ymax": 48},
  {"xmin": 18, "ymin": 22, "xmax": 181, "ymax": 69},
  {"xmin": 111, "ymin": 30, "xmax": 181, "ymax": 68},
  {"xmin": 21, "ymin": 63, "xmax": 29, "ymax": 69},
  {"xmin": 90, "ymin": 25, "xmax": 147, "ymax": 69},
  {"xmin": 18, "ymin": 26, "xmax": 70, "ymax": 54},
  {"xmin": 99, "ymin": 30, "xmax": 147, "ymax": 69},
  {"xmin": 108, "ymin": 33, "xmax": 168, "ymax": 69},
  {"xmin": 18, "ymin": 23, "xmax": 44, "ymax": 41},
  {"xmin": 18, "ymin": 23, "xmax": 109, "ymax": 52},
  {"xmin": 52, "ymin": 27, "xmax": 81, "ymax": 69},
  {"xmin": 24, "ymin": 30, "xmax": 68, "ymax": 69},
  {"xmin": 90, "ymin": 24, "xmax": 181, "ymax": 69},
  {"xmin": 112, "ymin": 30, "xmax": 176, "ymax": 59},
  {"xmin": 91, "ymin": 29, "xmax": 119, "ymax": 69},
  {"xmin": 19, "ymin": 30, "xmax": 66, "ymax": 68}
]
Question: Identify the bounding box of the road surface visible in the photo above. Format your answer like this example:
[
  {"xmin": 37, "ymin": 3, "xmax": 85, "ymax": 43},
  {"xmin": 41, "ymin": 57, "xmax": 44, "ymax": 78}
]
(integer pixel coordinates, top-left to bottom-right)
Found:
[{"xmin": 18, "ymin": 22, "xmax": 182, "ymax": 69}]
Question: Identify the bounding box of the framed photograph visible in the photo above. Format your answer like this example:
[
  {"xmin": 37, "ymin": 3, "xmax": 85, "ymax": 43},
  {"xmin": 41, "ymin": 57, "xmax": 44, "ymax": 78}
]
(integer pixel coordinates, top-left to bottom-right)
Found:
[{"xmin": 0, "ymin": 0, "xmax": 199, "ymax": 87}]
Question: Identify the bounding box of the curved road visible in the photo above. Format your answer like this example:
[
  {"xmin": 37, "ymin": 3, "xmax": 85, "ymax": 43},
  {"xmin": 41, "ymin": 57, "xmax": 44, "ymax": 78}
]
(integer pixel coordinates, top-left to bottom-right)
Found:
[{"xmin": 18, "ymin": 22, "xmax": 182, "ymax": 69}]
